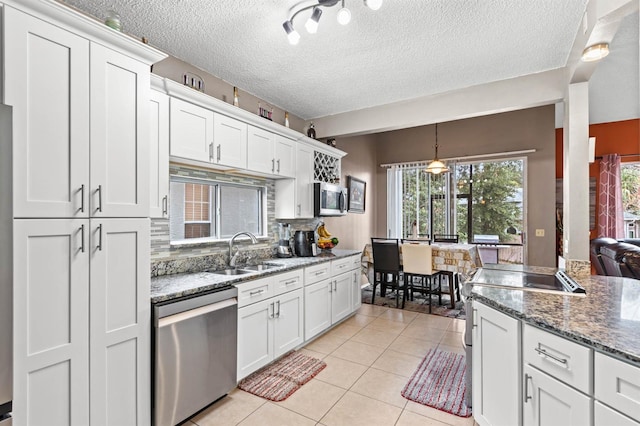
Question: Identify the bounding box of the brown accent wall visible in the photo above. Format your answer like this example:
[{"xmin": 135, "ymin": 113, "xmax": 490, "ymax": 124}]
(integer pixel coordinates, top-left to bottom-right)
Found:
[
  {"xmin": 322, "ymin": 135, "xmax": 378, "ymax": 252},
  {"xmin": 333, "ymin": 105, "xmax": 557, "ymax": 267}
]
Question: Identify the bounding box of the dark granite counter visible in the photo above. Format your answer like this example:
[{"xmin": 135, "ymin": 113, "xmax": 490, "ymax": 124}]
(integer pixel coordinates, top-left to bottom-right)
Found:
[
  {"xmin": 467, "ymin": 265, "xmax": 640, "ymax": 366},
  {"xmin": 151, "ymin": 249, "xmax": 361, "ymax": 304}
]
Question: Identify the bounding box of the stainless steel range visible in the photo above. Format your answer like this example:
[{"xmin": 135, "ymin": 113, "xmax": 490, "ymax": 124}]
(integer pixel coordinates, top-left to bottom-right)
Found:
[{"xmin": 461, "ymin": 267, "xmax": 586, "ymax": 408}]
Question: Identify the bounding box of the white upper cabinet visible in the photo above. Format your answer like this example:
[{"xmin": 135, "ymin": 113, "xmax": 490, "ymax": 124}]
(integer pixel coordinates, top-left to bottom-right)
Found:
[
  {"xmin": 247, "ymin": 127, "xmax": 296, "ymax": 178},
  {"xmin": 170, "ymin": 97, "xmax": 214, "ymax": 163},
  {"xmin": 4, "ymin": 7, "xmax": 90, "ymax": 218},
  {"xmin": 213, "ymin": 113, "xmax": 247, "ymax": 169},
  {"xmin": 149, "ymin": 88, "xmax": 170, "ymax": 219},
  {"xmin": 4, "ymin": 5, "xmax": 151, "ymax": 219},
  {"xmin": 90, "ymin": 44, "xmax": 150, "ymax": 217},
  {"xmin": 247, "ymin": 125, "xmax": 276, "ymax": 174},
  {"xmin": 275, "ymin": 135, "xmax": 296, "ymax": 178},
  {"xmin": 275, "ymin": 142, "xmax": 314, "ymax": 219}
]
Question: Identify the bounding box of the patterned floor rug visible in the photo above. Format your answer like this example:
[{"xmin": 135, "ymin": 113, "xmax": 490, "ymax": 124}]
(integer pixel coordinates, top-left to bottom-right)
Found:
[
  {"xmin": 238, "ymin": 351, "xmax": 326, "ymax": 402},
  {"xmin": 361, "ymin": 285, "xmax": 466, "ymax": 319},
  {"xmin": 401, "ymin": 348, "xmax": 471, "ymax": 417}
]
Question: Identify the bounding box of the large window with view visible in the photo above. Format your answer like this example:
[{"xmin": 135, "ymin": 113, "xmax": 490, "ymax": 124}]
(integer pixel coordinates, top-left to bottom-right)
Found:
[
  {"xmin": 169, "ymin": 177, "xmax": 265, "ymax": 242},
  {"xmin": 388, "ymin": 157, "xmax": 526, "ymax": 264}
]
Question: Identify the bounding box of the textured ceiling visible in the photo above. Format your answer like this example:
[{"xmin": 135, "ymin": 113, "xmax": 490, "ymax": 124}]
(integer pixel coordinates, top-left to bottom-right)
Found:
[{"xmin": 62, "ymin": 0, "xmax": 589, "ymax": 120}]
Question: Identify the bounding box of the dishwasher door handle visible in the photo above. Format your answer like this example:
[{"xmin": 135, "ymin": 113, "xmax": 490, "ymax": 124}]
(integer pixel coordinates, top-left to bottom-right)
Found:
[{"xmin": 158, "ymin": 298, "xmax": 237, "ymax": 328}]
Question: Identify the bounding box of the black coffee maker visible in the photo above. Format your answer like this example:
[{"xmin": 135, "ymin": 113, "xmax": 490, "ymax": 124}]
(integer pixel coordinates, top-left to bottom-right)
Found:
[{"xmin": 293, "ymin": 230, "xmax": 316, "ymax": 257}]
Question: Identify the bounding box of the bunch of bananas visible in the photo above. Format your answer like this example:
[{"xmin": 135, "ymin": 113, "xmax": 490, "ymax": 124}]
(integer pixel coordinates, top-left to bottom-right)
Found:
[{"xmin": 317, "ymin": 223, "xmax": 339, "ymax": 250}]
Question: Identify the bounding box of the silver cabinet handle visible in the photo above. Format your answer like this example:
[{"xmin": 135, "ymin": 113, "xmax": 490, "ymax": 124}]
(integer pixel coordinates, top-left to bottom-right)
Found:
[
  {"xmin": 284, "ymin": 279, "xmax": 297, "ymax": 285},
  {"xmin": 249, "ymin": 289, "xmax": 264, "ymax": 296},
  {"xmin": 534, "ymin": 347, "xmax": 568, "ymax": 365},
  {"xmin": 96, "ymin": 224, "xmax": 103, "ymax": 251},
  {"xmin": 277, "ymin": 159, "xmax": 280, "ymax": 173},
  {"xmin": 162, "ymin": 195, "xmax": 168, "ymax": 216},
  {"xmin": 79, "ymin": 185, "xmax": 85, "ymax": 213},
  {"xmin": 96, "ymin": 185, "xmax": 103, "ymax": 212},
  {"xmin": 209, "ymin": 143, "xmax": 213, "ymax": 161},
  {"xmin": 276, "ymin": 300, "xmax": 281, "ymax": 318},
  {"xmin": 315, "ymin": 270, "xmax": 324, "ymax": 276},
  {"xmin": 269, "ymin": 302, "xmax": 275, "ymax": 319},
  {"xmin": 271, "ymin": 159, "xmax": 275, "ymax": 173},
  {"xmin": 524, "ymin": 374, "xmax": 532, "ymax": 402},
  {"xmin": 334, "ymin": 280, "xmax": 338, "ymax": 291},
  {"xmin": 472, "ymin": 308, "xmax": 477, "ymax": 328},
  {"xmin": 80, "ymin": 225, "xmax": 85, "ymax": 253},
  {"xmin": 216, "ymin": 144, "xmax": 221, "ymax": 162},
  {"xmin": 297, "ymin": 204, "xmax": 301, "ymax": 216},
  {"xmin": 328, "ymin": 282, "xmax": 333, "ymax": 292}
]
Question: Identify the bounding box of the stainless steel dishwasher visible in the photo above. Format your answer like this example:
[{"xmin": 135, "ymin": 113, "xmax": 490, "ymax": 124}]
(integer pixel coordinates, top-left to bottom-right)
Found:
[{"xmin": 153, "ymin": 286, "xmax": 238, "ymax": 426}]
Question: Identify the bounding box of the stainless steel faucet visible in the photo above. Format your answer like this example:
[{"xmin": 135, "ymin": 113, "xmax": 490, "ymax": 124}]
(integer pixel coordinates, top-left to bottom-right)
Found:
[{"xmin": 229, "ymin": 231, "xmax": 258, "ymax": 267}]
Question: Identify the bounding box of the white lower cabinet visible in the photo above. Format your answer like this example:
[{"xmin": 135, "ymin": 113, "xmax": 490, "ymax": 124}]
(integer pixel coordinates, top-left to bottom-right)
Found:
[
  {"xmin": 304, "ymin": 279, "xmax": 332, "ymax": 341},
  {"xmin": 523, "ymin": 364, "xmax": 591, "ymax": 426},
  {"xmin": 594, "ymin": 351, "xmax": 640, "ymax": 424},
  {"xmin": 13, "ymin": 218, "xmax": 150, "ymax": 426},
  {"xmin": 595, "ymin": 401, "xmax": 640, "ymax": 426},
  {"xmin": 472, "ymin": 301, "xmax": 521, "ymax": 426},
  {"xmin": 332, "ymin": 272, "xmax": 353, "ymax": 324},
  {"xmin": 237, "ymin": 270, "xmax": 304, "ymax": 381}
]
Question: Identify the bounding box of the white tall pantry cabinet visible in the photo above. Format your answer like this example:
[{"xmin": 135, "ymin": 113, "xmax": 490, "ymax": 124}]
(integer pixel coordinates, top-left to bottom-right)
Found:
[{"xmin": 0, "ymin": 1, "xmax": 166, "ymax": 424}]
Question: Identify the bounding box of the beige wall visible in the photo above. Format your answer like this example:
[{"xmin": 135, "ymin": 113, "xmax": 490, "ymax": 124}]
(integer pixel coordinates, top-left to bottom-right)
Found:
[
  {"xmin": 335, "ymin": 105, "xmax": 557, "ymax": 267},
  {"xmin": 152, "ymin": 55, "xmax": 307, "ymax": 134},
  {"xmin": 322, "ymin": 135, "xmax": 378, "ymax": 252}
]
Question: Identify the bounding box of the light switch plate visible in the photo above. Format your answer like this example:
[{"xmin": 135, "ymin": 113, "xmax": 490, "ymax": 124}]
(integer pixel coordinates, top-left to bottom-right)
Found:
[{"xmin": 535, "ymin": 229, "xmax": 545, "ymax": 237}]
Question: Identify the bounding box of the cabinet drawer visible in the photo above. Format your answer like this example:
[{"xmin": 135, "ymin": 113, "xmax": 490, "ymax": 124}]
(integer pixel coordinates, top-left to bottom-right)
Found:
[
  {"xmin": 523, "ymin": 324, "xmax": 592, "ymax": 394},
  {"xmin": 332, "ymin": 257, "xmax": 353, "ymax": 275},
  {"xmin": 351, "ymin": 254, "xmax": 361, "ymax": 269},
  {"xmin": 595, "ymin": 352, "xmax": 640, "ymax": 421},
  {"xmin": 236, "ymin": 277, "xmax": 273, "ymax": 307},
  {"xmin": 273, "ymin": 269, "xmax": 303, "ymax": 296},
  {"xmin": 595, "ymin": 401, "xmax": 640, "ymax": 426},
  {"xmin": 305, "ymin": 262, "xmax": 331, "ymax": 285}
]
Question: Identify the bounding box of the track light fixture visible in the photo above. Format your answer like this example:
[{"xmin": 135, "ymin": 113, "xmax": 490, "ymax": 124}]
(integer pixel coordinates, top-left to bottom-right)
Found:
[{"xmin": 283, "ymin": 0, "xmax": 383, "ymax": 44}]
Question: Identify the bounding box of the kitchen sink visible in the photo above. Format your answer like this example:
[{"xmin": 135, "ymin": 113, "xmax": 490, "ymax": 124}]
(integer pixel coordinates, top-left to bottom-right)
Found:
[
  {"xmin": 208, "ymin": 268, "xmax": 252, "ymax": 276},
  {"xmin": 241, "ymin": 264, "xmax": 281, "ymax": 272}
]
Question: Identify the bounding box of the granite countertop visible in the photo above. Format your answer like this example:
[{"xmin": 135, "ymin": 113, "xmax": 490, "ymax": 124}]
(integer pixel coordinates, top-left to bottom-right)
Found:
[
  {"xmin": 468, "ymin": 264, "xmax": 640, "ymax": 366},
  {"xmin": 151, "ymin": 249, "xmax": 361, "ymax": 304}
]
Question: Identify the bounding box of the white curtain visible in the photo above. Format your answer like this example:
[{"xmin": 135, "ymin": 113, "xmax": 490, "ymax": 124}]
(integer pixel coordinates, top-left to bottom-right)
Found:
[{"xmin": 386, "ymin": 166, "xmax": 402, "ymax": 238}]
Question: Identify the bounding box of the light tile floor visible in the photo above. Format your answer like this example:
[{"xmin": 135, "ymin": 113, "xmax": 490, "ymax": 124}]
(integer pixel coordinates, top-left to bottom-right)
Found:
[{"xmin": 187, "ymin": 304, "xmax": 475, "ymax": 426}]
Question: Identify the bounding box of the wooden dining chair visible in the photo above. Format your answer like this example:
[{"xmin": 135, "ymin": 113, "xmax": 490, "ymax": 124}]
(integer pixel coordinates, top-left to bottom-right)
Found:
[
  {"xmin": 432, "ymin": 234, "xmax": 459, "ymax": 243},
  {"xmin": 401, "ymin": 243, "xmax": 442, "ymax": 313},
  {"xmin": 370, "ymin": 238, "xmax": 405, "ymax": 308}
]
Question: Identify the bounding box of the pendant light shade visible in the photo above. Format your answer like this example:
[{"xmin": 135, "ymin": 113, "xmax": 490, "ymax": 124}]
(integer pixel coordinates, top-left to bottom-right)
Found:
[{"xmin": 425, "ymin": 123, "xmax": 450, "ymax": 174}]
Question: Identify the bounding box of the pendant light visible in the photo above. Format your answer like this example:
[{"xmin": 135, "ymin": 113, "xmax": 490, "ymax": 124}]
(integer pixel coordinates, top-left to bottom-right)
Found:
[{"xmin": 425, "ymin": 123, "xmax": 450, "ymax": 174}]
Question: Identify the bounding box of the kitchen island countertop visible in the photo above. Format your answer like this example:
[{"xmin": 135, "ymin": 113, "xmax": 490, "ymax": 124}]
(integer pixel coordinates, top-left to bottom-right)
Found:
[
  {"xmin": 151, "ymin": 249, "xmax": 361, "ymax": 304},
  {"xmin": 469, "ymin": 264, "xmax": 640, "ymax": 366}
]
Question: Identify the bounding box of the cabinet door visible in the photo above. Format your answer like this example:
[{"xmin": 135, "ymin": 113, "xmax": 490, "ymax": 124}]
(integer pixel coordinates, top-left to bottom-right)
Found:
[
  {"xmin": 273, "ymin": 289, "xmax": 304, "ymax": 358},
  {"xmin": 351, "ymin": 270, "xmax": 362, "ymax": 312},
  {"xmin": 332, "ymin": 272, "xmax": 353, "ymax": 324},
  {"xmin": 170, "ymin": 97, "xmax": 213, "ymax": 163},
  {"xmin": 275, "ymin": 135, "xmax": 296, "ymax": 178},
  {"xmin": 247, "ymin": 125, "xmax": 275, "ymax": 174},
  {"xmin": 595, "ymin": 401, "xmax": 640, "ymax": 426},
  {"xmin": 89, "ymin": 219, "xmax": 150, "ymax": 426},
  {"xmin": 238, "ymin": 299, "xmax": 275, "ymax": 381},
  {"xmin": 523, "ymin": 364, "xmax": 591, "ymax": 426},
  {"xmin": 472, "ymin": 301, "xmax": 521, "ymax": 426},
  {"xmin": 213, "ymin": 113, "xmax": 247, "ymax": 169},
  {"xmin": 5, "ymin": 7, "xmax": 90, "ymax": 218},
  {"xmin": 90, "ymin": 44, "xmax": 150, "ymax": 217},
  {"xmin": 13, "ymin": 219, "xmax": 90, "ymax": 425},
  {"xmin": 304, "ymin": 279, "xmax": 332, "ymax": 340},
  {"xmin": 296, "ymin": 144, "xmax": 315, "ymax": 218},
  {"xmin": 149, "ymin": 90, "xmax": 170, "ymax": 218}
]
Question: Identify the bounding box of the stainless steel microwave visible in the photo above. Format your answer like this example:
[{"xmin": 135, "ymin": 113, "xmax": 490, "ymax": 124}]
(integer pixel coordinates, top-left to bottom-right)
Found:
[{"xmin": 314, "ymin": 182, "xmax": 348, "ymax": 216}]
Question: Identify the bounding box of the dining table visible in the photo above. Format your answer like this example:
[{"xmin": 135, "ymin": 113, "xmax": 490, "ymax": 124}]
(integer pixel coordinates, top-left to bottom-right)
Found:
[{"xmin": 361, "ymin": 242, "xmax": 483, "ymax": 306}]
